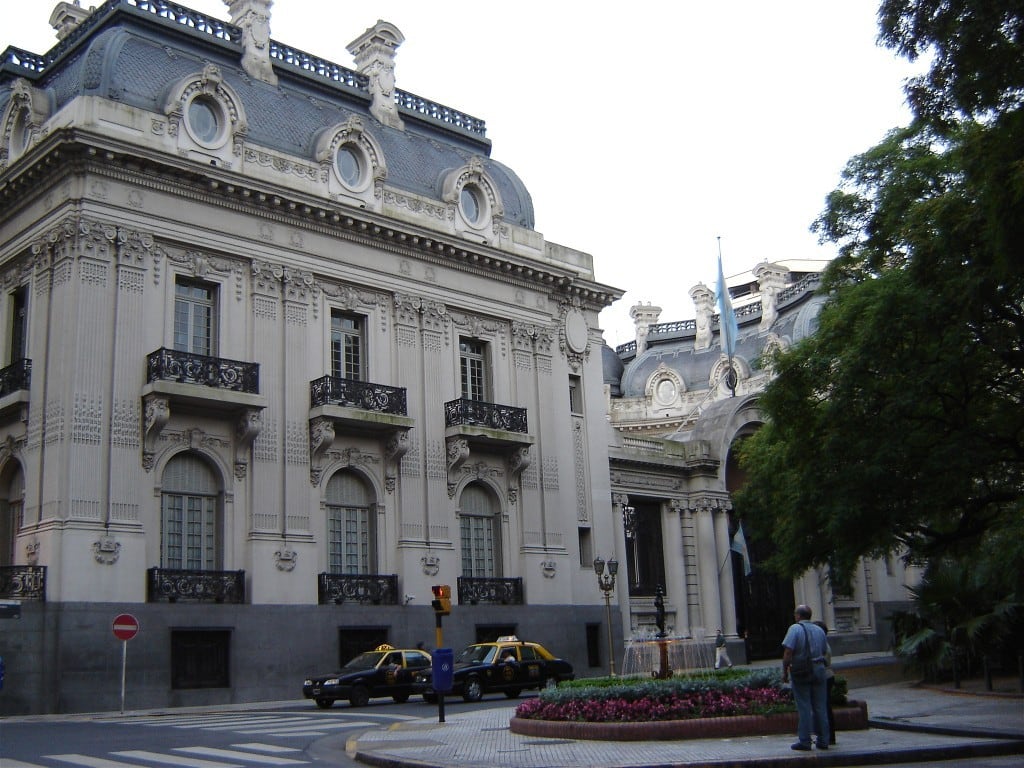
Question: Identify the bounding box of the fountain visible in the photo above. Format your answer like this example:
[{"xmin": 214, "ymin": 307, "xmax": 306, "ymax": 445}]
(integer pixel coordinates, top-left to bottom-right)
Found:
[
  {"xmin": 620, "ymin": 628, "xmax": 716, "ymax": 679},
  {"xmin": 619, "ymin": 588, "xmax": 717, "ymax": 679}
]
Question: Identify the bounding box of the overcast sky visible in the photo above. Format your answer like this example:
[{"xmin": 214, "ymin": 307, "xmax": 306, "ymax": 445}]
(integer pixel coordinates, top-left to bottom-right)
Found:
[{"xmin": 3, "ymin": 1, "xmax": 922, "ymax": 346}]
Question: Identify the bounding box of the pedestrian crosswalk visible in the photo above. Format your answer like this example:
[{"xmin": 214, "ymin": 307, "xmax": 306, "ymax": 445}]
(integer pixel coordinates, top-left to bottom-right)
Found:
[
  {"xmin": 4, "ymin": 710, "xmax": 424, "ymax": 767},
  {"xmin": 4, "ymin": 742, "xmax": 309, "ymax": 767},
  {"xmin": 104, "ymin": 709, "xmax": 416, "ymax": 738}
]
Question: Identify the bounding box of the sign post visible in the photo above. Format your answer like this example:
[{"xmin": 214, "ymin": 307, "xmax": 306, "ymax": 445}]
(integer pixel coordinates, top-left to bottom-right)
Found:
[{"xmin": 112, "ymin": 613, "xmax": 139, "ymax": 714}]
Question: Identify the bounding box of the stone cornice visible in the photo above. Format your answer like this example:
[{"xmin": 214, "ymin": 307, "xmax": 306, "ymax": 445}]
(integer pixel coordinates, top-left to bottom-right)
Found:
[{"xmin": 0, "ymin": 130, "xmax": 619, "ymax": 311}]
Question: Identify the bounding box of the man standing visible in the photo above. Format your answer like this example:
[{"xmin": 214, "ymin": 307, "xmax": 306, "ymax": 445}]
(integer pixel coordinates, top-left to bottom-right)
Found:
[{"xmin": 781, "ymin": 605, "xmax": 830, "ymax": 750}]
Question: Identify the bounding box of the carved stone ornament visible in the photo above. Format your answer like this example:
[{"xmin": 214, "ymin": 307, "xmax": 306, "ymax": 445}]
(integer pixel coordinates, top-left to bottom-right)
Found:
[
  {"xmin": 563, "ymin": 308, "xmax": 588, "ymax": 354},
  {"xmin": 24, "ymin": 538, "xmax": 40, "ymax": 565},
  {"xmin": 274, "ymin": 543, "xmax": 298, "ymax": 572},
  {"xmin": 421, "ymin": 554, "xmax": 440, "ymax": 576},
  {"xmin": 558, "ymin": 299, "xmax": 591, "ymax": 371},
  {"xmin": 541, "ymin": 560, "xmax": 557, "ymax": 578},
  {"xmin": 92, "ymin": 534, "xmax": 121, "ymax": 565}
]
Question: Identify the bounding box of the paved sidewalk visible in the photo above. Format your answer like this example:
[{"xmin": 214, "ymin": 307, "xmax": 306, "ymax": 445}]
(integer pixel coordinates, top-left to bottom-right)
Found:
[{"xmin": 346, "ymin": 675, "xmax": 1024, "ymax": 768}]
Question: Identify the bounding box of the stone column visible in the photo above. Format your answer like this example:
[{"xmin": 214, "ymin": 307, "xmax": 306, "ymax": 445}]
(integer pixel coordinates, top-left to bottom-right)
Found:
[{"xmin": 714, "ymin": 507, "xmax": 738, "ymax": 637}]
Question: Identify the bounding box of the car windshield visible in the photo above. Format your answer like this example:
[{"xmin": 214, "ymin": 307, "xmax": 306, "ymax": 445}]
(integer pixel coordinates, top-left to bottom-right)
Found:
[
  {"xmin": 456, "ymin": 644, "xmax": 495, "ymax": 664},
  {"xmin": 340, "ymin": 651, "xmax": 386, "ymax": 671}
]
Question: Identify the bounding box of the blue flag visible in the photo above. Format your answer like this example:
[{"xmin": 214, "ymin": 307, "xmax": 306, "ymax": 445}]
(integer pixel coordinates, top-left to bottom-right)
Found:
[
  {"xmin": 716, "ymin": 252, "xmax": 738, "ymax": 358},
  {"xmin": 730, "ymin": 522, "xmax": 752, "ymax": 577}
]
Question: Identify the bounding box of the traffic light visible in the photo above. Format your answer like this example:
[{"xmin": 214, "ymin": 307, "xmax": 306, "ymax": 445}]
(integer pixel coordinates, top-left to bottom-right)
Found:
[{"xmin": 431, "ymin": 584, "xmax": 451, "ymax": 615}]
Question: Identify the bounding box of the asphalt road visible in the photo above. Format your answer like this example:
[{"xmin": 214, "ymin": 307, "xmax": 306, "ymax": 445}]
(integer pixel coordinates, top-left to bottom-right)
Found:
[{"xmin": 0, "ymin": 694, "xmax": 529, "ymax": 767}]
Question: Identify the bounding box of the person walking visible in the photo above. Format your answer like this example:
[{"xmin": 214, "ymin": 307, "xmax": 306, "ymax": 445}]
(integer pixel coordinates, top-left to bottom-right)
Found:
[
  {"xmin": 814, "ymin": 620, "xmax": 837, "ymax": 744},
  {"xmin": 781, "ymin": 605, "xmax": 830, "ymax": 751},
  {"xmin": 714, "ymin": 629, "xmax": 733, "ymax": 669}
]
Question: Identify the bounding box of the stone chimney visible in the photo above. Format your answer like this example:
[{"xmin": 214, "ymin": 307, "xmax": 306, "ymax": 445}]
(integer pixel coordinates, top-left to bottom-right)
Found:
[
  {"xmin": 49, "ymin": 1, "xmax": 93, "ymax": 41},
  {"xmin": 225, "ymin": 0, "xmax": 278, "ymax": 85},
  {"xmin": 347, "ymin": 21, "xmax": 405, "ymax": 130},
  {"xmin": 689, "ymin": 283, "xmax": 714, "ymax": 351},
  {"xmin": 753, "ymin": 262, "xmax": 788, "ymax": 331},
  {"xmin": 629, "ymin": 303, "xmax": 661, "ymax": 355}
]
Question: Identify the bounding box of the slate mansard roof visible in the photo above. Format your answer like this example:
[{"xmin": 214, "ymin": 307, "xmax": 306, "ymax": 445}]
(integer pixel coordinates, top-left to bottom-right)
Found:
[
  {"xmin": 0, "ymin": 0, "xmax": 535, "ymax": 230},
  {"xmin": 606, "ymin": 272, "xmax": 827, "ymax": 398}
]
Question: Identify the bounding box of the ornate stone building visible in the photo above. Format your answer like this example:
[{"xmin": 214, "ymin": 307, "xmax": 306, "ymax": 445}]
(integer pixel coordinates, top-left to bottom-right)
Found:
[
  {"xmin": 603, "ymin": 260, "xmax": 919, "ymax": 661},
  {"xmin": 0, "ymin": 1, "xmax": 621, "ymax": 714}
]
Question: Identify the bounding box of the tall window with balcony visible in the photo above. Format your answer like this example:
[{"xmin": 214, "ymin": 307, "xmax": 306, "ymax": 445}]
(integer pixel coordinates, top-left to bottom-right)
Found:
[
  {"xmin": 326, "ymin": 470, "xmax": 376, "ymax": 574},
  {"xmin": 174, "ymin": 279, "xmax": 217, "ymax": 355},
  {"xmin": 161, "ymin": 453, "xmax": 221, "ymax": 569},
  {"xmin": 9, "ymin": 285, "xmax": 27, "ymax": 364},
  {"xmin": 331, "ymin": 311, "xmax": 364, "ymax": 380},
  {"xmin": 459, "ymin": 339, "xmax": 488, "ymax": 401},
  {"xmin": 459, "ymin": 482, "xmax": 501, "ymax": 577}
]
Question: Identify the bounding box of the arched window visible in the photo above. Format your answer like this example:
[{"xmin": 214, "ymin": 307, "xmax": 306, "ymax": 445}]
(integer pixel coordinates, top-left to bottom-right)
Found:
[
  {"xmin": 326, "ymin": 470, "xmax": 376, "ymax": 574},
  {"xmin": 459, "ymin": 482, "xmax": 500, "ymax": 577},
  {"xmin": 161, "ymin": 452, "xmax": 221, "ymax": 569},
  {"xmin": 0, "ymin": 464, "xmax": 24, "ymax": 566}
]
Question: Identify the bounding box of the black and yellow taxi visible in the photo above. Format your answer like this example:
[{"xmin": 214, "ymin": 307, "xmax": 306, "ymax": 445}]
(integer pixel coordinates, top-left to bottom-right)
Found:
[
  {"xmin": 412, "ymin": 636, "xmax": 574, "ymax": 702},
  {"xmin": 302, "ymin": 644, "xmax": 432, "ymax": 708}
]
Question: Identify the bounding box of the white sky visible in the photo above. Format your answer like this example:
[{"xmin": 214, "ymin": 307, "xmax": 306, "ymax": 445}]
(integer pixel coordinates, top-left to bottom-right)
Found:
[{"xmin": 3, "ymin": 1, "xmax": 922, "ymax": 347}]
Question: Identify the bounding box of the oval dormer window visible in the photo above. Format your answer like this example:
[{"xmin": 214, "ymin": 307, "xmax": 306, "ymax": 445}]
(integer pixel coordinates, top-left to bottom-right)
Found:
[
  {"xmin": 460, "ymin": 184, "xmax": 484, "ymax": 227},
  {"xmin": 186, "ymin": 95, "xmax": 222, "ymax": 146},
  {"xmin": 335, "ymin": 143, "xmax": 363, "ymax": 188}
]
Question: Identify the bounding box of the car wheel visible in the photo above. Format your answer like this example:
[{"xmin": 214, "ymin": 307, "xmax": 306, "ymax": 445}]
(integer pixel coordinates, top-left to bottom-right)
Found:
[
  {"xmin": 462, "ymin": 676, "xmax": 483, "ymax": 702},
  {"xmin": 392, "ymin": 693, "xmax": 410, "ymax": 703},
  {"xmin": 315, "ymin": 698, "xmax": 334, "ymax": 709},
  {"xmin": 423, "ymin": 692, "xmax": 437, "ymax": 704},
  {"xmin": 349, "ymin": 686, "xmax": 370, "ymax": 707},
  {"xmin": 503, "ymin": 688, "xmax": 521, "ymax": 699}
]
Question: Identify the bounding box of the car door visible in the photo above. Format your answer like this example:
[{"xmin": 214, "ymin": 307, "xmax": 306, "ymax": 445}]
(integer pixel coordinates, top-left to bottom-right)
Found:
[
  {"xmin": 401, "ymin": 651, "xmax": 430, "ymax": 693},
  {"xmin": 517, "ymin": 645, "xmax": 544, "ymax": 688},
  {"xmin": 379, "ymin": 652, "xmax": 404, "ymax": 694},
  {"xmin": 490, "ymin": 644, "xmax": 512, "ymax": 690}
]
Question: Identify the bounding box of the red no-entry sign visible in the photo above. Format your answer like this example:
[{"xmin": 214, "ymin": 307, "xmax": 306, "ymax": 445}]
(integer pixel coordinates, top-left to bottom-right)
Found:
[{"xmin": 112, "ymin": 613, "xmax": 139, "ymax": 641}]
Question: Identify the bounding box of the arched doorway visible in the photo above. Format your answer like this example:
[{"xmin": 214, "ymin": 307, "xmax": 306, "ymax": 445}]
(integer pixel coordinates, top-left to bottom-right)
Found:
[{"xmin": 726, "ymin": 438, "xmax": 795, "ymax": 660}]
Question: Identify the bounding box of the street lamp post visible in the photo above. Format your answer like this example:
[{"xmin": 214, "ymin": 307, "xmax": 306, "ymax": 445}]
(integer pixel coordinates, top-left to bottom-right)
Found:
[{"xmin": 593, "ymin": 555, "xmax": 618, "ymax": 677}]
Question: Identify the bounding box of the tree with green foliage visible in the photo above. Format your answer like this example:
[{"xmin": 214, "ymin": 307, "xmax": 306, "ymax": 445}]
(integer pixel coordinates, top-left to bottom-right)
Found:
[{"xmin": 734, "ymin": 0, "xmax": 1024, "ymax": 622}]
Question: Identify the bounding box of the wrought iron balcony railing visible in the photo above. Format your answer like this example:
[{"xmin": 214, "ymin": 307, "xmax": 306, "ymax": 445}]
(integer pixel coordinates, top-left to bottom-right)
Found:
[
  {"xmin": 318, "ymin": 573, "xmax": 399, "ymax": 605},
  {"xmin": 146, "ymin": 567, "xmax": 245, "ymax": 603},
  {"xmin": 0, "ymin": 565, "xmax": 46, "ymax": 601},
  {"xmin": 457, "ymin": 576, "xmax": 524, "ymax": 606},
  {"xmin": 147, "ymin": 348, "xmax": 259, "ymax": 393},
  {"xmin": 310, "ymin": 375, "xmax": 407, "ymax": 415},
  {"xmin": 0, "ymin": 358, "xmax": 31, "ymax": 398},
  {"xmin": 444, "ymin": 399, "xmax": 528, "ymax": 433}
]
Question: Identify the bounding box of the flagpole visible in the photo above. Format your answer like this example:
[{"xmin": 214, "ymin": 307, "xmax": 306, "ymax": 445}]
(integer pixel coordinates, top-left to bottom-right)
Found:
[{"xmin": 716, "ymin": 237, "xmax": 738, "ymax": 397}]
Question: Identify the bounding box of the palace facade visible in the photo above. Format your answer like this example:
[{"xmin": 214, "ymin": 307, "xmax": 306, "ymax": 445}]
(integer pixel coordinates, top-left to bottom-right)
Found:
[
  {"xmin": 0, "ymin": 1, "xmax": 915, "ymax": 715},
  {"xmin": 0, "ymin": 0, "xmax": 621, "ymax": 714}
]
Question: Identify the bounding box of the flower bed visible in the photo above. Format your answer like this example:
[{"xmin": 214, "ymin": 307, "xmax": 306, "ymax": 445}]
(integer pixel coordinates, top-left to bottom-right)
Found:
[{"xmin": 510, "ymin": 668, "xmax": 869, "ymax": 741}]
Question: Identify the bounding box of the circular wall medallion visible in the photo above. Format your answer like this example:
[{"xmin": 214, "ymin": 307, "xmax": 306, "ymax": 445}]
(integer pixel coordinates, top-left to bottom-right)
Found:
[{"xmin": 565, "ymin": 309, "xmax": 588, "ymax": 354}]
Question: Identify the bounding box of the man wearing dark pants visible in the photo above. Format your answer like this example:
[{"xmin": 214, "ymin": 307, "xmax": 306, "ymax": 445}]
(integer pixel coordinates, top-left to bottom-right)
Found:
[{"xmin": 781, "ymin": 604, "xmax": 830, "ymax": 750}]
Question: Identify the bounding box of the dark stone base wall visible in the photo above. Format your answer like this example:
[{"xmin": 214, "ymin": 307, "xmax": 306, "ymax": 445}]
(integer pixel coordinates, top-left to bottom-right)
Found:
[{"xmin": 0, "ymin": 601, "xmax": 618, "ymax": 715}]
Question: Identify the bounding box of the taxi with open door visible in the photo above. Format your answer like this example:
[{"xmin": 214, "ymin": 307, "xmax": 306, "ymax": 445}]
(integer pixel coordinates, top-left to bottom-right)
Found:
[{"xmin": 302, "ymin": 644, "xmax": 432, "ymax": 708}]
